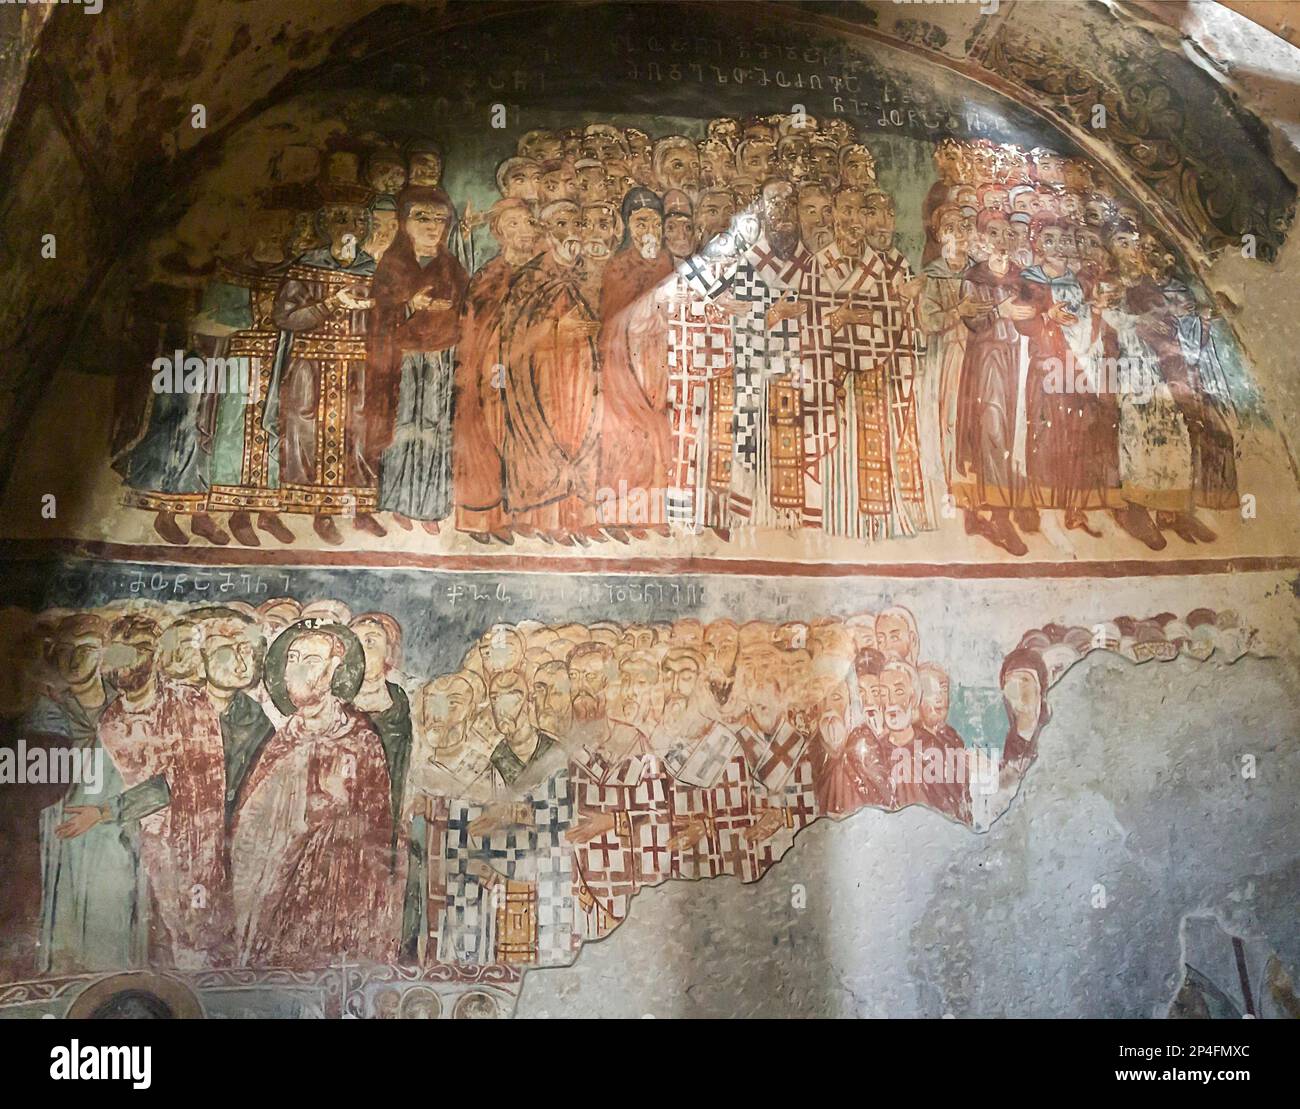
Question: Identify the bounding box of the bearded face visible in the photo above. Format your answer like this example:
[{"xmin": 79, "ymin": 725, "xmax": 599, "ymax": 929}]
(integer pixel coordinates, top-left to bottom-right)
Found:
[
  {"xmin": 568, "ymin": 655, "xmax": 609, "ymax": 722},
  {"xmin": 874, "ymin": 614, "xmax": 914, "ymax": 663},
  {"xmin": 496, "ymin": 207, "xmax": 538, "ymax": 257},
  {"xmin": 283, "ymin": 632, "xmax": 342, "ymax": 710},
  {"xmin": 695, "ymin": 192, "xmax": 736, "ymax": 249},
  {"xmin": 158, "ymin": 623, "xmax": 203, "ymax": 685},
  {"xmin": 919, "ymin": 673, "xmax": 950, "ymax": 730},
  {"xmin": 859, "ymin": 678, "xmax": 887, "ymax": 739},
  {"xmin": 761, "ymin": 182, "xmax": 796, "ymax": 236},
  {"xmin": 365, "ymin": 209, "xmax": 398, "ymax": 260},
  {"xmin": 490, "ymin": 683, "xmax": 527, "ymax": 734},
  {"xmin": 407, "ymin": 151, "xmax": 443, "ymax": 187},
  {"xmin": 833, "ymin": 190, "xmax": 867, "ymax": 252},
  {"xmin": 664, "ymin": 213, "xmax": 695, "ymax": 260},
  {"xmin": 580, "ymin": 205, "xmax": 620, "ymax": 262},
  {"xmin": 862, "ymin": 195, "xmax": 896, "ymax": 252},
  {"xmin": 660, "ymin": 657, "xmax": 701, "ymax": 721},
  {"xmin": 659, "ymin": 145, "xmax": 700, "ymax": 193},
  {"xmin": 531, "ymin": 665, "xmax": 573, "ymax": 735},
  {"xmin": 420, "ymin": 681, "xmax": 473, "ymax": 749},
  {"xmin": 627, "ymin": 208, "xmax": 662, "ymax": 260},
  {"xmin": 883, "ymin": 669, "xmax": 917, "ymax": 734},
  {"xmin": 322, "ymin": 204, "xmax": 369, "ymax": 263},
  {"xmin": 367, "ymin": 156, "xmax": 407, "ymax": 196},
  {"xmin": 798, "ymin": 189, "xmax": 834, "ymax": 253},
  {"xmin": 746, "ymin": 672, "xmax": 785, "ymax": 735},
  {"xmin": 544, "ymin": 206, "xmax": 583, "ymax": 266},
  {"xmin": 817, "ymin": 682, "xmax": 853, "ymax": 752}
]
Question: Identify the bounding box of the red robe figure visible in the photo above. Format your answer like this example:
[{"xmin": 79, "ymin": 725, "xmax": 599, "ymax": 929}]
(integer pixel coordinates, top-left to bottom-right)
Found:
[
  {"xmin": 453, "ymin": 198, "xmax": 539, "ymax": 540},
  {"xmin": 498, "ymin": 200, "xmax": 602, "ymax": 539},
  {"xmin": 232, "ymin": 623, "xmax": 396, "ymax": 968}
]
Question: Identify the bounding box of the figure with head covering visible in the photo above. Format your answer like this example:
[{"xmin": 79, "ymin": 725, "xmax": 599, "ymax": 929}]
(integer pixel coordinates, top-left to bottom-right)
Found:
[
  {"xmin": 595, "ymin": 187, "xmax": 674, "ymax": 532},
  {"xmin": 368, "ymin": 185, "xmax": 469, "ymax": 535},
  {"xmin": 453, "ymin": 198, "xmax": 538, "ymax": 543},
  {"xmin": 231, "ymin": 620, "xmax": 396, "ymax": 967},
  {"xmin": 998, "ymin": 648, "xmax": 1048, "ymax": 768},
  {"xmin": 498, "ymin": 199, "xmax": 602, "ymax": 541}
]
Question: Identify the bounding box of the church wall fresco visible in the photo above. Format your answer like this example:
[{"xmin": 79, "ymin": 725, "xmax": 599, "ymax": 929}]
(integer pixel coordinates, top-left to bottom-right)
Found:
[
  {"xmin": 1, "ymin": 0, "xmax": 1295, "ymax": 568},
  {"xmin": 0, "ymin": 556, "xmax": 1285, "ymax": 1017},
  {"xmin": 0, "ymin": 2, "xmax": 1296, "ymax": 1020}
]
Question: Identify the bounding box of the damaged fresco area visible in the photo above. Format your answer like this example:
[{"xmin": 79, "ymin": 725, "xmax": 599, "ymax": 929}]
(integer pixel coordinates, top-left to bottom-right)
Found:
[{"xmin": 0, "ymin": 558, "xmax": 1276, "ymax": 1018}]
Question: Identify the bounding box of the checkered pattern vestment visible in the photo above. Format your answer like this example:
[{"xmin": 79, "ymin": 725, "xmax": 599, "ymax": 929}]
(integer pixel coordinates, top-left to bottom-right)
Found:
[
  {"xmin": 664, "ymin": 256, "xmax": 733, "ymax": 525},
  {"xmin": 439, "ymin": 769, "xmax": 575, "ymax": 968}
]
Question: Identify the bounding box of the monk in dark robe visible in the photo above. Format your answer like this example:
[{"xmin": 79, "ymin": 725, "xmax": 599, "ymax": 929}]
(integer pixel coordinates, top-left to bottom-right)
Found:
[
  {"xmin": 453, "ymin": 198, "xmax": 538, "ymax": 542},
  {"xmin": 597, "ymin": 188, "xmax": 673, "ymax": 532},
  {"xmin": 368, "ymin": 186, "xmax": 468, "ymax": 533},
  {"xmin": 498, "ymin": 200, "xmax": 602, "ymax": 541}
]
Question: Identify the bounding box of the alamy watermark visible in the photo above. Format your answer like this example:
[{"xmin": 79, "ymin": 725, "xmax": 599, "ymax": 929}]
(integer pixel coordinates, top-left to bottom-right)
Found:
[
  {"xmin": 1041, "ymin": 352, "xmax": 1158, "ymax": 403},
  {"xmin": 152, "ymin": 351, "xmax": 253, "ymax": 402},
  {"xmin": 0, "ymin": 741, "xmax": 102, "ymax": 793}
]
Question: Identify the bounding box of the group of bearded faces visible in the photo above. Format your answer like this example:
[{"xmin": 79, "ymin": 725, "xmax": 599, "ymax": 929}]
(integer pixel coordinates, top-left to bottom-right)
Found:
[
  {"xmin": 490, "ymin": 113, "xmax": 881, "ymax": 262},
  {"xmin": 24, "ymin": 594, "xmax": 406, "ymax": 720},
  {"xmin": 411, "ymin": 607, "xmax": 955, "ymax": 757},
  {"xmin": 926, "ymin": 137, "xmax": 1177, "ymax": 284}
]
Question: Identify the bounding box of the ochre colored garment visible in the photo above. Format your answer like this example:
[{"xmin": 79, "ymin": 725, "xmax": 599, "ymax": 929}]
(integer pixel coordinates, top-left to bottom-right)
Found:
[
  {"xmin": 499, "ymin": 253, "xmax": 601, "ymax": 530},
  {"xmin": 597, "ymin": 246, "xmax": 673, "ymax": 499},
  {"xmin": 453, "ymin": 253, "xmax": 516, "ymax": 532}
]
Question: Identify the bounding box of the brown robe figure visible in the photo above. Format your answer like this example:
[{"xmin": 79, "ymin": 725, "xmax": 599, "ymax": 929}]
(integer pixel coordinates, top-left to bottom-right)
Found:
[
  {"xmin": 597, "ymin": 191, "xmax": 674, "ymax": 517},
  {"xmin": 1015, "ymin": 219, "xmax": 1119, "ymax": 524},
  {"xmin": 954, "ymin": 260, "xmax": 1027, "ymax": 510},
  {"xmin": 454, "ymin": 253, "xmax": 514, "ymax": 536},
  {"xmin": 453, "ymin": 198, "xmax": 540, "ymax": 538},
  {"xmin": 498, "ymin": 200, "xmax": 601, "ymax": 536}
]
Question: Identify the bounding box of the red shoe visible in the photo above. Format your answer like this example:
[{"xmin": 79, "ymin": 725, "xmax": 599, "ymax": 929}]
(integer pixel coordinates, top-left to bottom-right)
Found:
[
  {"xmin": 153, "ymin": 510, "xmax": 188, "ymax": 546},
  {"xmin": 257, "ymin": 512, "xmax": 295, "ymax": 543},
  {"xmin": 190, "ymin": 512, "xmax": 230, "ymax": 545},
  {"xmin": 228, "ymin": 511, "xmax": 260, "ymax": 547},
  {"xmin": 313, "ymin": 516, "xmax": 344, "ymax": 545}
]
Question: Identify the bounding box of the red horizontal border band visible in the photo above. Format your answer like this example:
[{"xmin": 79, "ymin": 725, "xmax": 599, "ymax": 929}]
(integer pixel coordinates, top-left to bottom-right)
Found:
[{"xmin": 0, "ymin": 539, "xmax": 1297, "ymax": 579}]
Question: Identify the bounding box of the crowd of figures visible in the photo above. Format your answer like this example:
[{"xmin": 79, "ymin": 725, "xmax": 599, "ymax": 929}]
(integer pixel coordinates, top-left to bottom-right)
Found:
[
  {"xmin": 114, "ymin": 116, "xmax": 1239, "ymax": 555},
  {"xmin": 13, "ymin": 595, "xmax": 1254, "ymax": 974}
]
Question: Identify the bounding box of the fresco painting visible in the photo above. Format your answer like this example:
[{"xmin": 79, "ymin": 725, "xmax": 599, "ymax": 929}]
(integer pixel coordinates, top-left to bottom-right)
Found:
[
  {"xmin": 0, "ymin": 558, "xmax": 1270, "ymax": 1017},
  {"xmin": 77, "ymin": 120, "xmax": 1265, "ymax": 563},
  {"xmin": 0, "ymin": 1, "xmax": 1294, "ymax": 1023}
]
